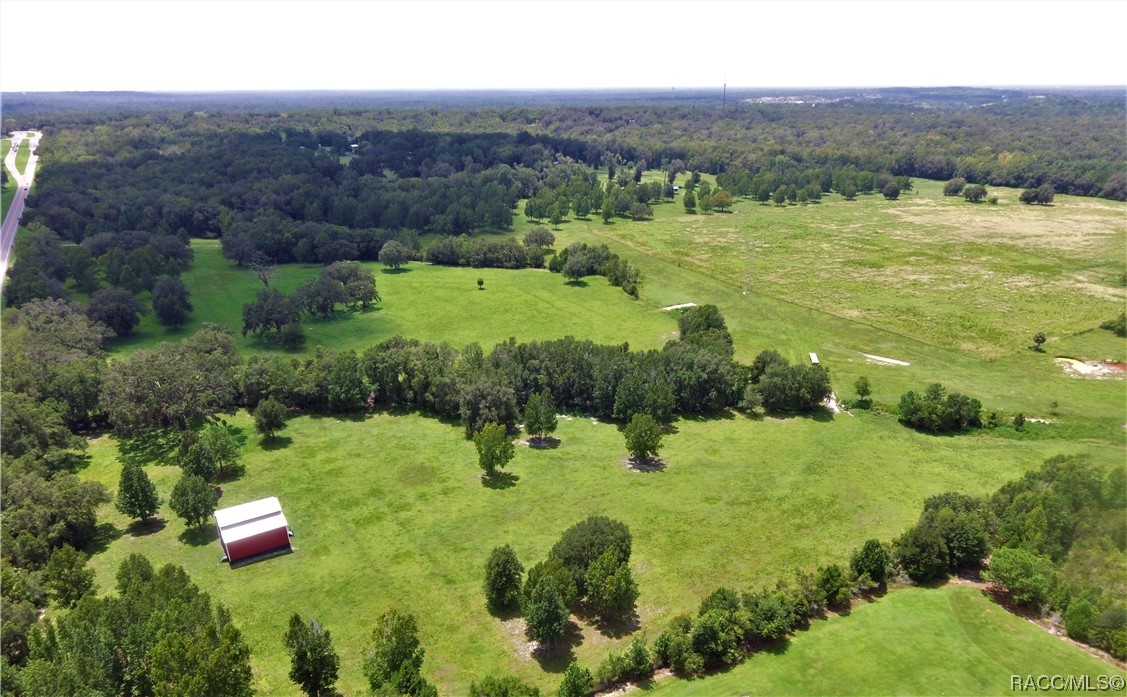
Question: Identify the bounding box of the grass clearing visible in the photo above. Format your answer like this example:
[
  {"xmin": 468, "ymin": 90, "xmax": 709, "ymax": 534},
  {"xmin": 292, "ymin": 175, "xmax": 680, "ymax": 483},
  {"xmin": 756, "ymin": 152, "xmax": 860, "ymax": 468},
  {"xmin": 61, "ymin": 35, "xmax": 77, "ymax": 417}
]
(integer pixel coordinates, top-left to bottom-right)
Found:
[
  {"xmin": 82, "ymin": 407, "xmax": 1123, "ymax": 695},
  {"xmin": 110, "ymin": 241, "xmax": 677, "ymax": 357},
  {"xmin": 646, "ymin": 585, "xmax": 1126, "ymax": 696}
]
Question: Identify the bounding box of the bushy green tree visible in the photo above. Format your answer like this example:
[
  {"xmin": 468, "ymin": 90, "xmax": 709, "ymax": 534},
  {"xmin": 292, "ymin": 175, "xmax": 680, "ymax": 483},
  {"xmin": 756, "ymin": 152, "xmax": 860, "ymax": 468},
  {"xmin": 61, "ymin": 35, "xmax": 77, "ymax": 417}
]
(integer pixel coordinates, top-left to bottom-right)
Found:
[
  {"xmin": 623, "ymin": 412, "xmax": 662, "ymax": 462},
  {"xmin": 549, "ymin": 517, "xmax": 632, "ymax": 596},
  {"xmin": 943, "ymin": 177, "xmax": 966, "ymax": 196},
  {"xmin": 523, "ymin": 389, "xmax": 558, "ymax": 443},
  {"xmin": 474, "ymin": 422, "xmax": 515, "ymax": 477},
  {"xmin": 484, "ymin": 544, "xmax": 524, "ymax": 612},
  {"xmin": 584, "ymin": 548, "xmax": 639, "ymax": 621},
  {"xmin": 283, "ymin": 614, "xmax": 340, "ymax": 697},
  {"xmin": 115, "ymin": 460, "xmax": 161, "ymax": 523},
  {"xmin": 197, "ymin": 423, "xmax": 237, "ymax": 478},
  {"xmin": 169, "ymin": 474, "xmax": 219, "ymax": 529},
  {"xmin": 850, "ymin": 539, "xmax": 889, "ymax": 586},
  {"xmin": 151, "ymin": 275, "xmax": 193, "ymax": 328},
  {"xmin": 984, "ymin": 547, "xmax": 1055, "ymax": 608},
  {"xmin": 86, "ymin": 286, "xmax": 148, "ymax": 337},
  {"xmin": 363, "ymin": 609, "xmax": 434, "ymax": 696},
  {"xmin": 253, "ymin": 396, "xmax": 288, "ymax": 439},
  {"xmin": 44, "ymin": 545, "xmax": 94, "ymax": 608},
  {"xmin": 378, "ymin": 240, "xmax": 413, "ymax": 270},
  {"xmin": 896, "ymin": 524, "xmax": 948, "ymax": 582},
  {"xmin": 815, "ymin": 564, "xmax": 851, "ymax": 608},
  {"xmin": 524, "ymin": 579, "xmax": 569, "ymax": 648},
  {"xmin": 557, "ymin": 662, "xmax": 595, "ymax": 697}
]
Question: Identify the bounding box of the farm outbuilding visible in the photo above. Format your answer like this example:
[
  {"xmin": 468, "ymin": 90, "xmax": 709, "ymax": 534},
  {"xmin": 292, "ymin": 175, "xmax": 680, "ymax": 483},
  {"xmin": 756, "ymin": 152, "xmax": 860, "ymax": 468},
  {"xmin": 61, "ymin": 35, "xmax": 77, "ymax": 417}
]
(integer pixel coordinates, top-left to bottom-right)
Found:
[{"xmin": 214, "ymin": 496, "xmax": 292, "ymax": 564}]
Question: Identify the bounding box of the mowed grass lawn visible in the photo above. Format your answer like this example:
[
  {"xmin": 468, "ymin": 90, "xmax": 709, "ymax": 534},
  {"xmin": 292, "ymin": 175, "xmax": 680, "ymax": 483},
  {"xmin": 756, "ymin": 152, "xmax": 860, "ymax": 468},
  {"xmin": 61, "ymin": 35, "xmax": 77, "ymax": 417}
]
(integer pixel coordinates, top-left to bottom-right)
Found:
[
  {"xmin": 110, "ymin": 241, "xmax": 678, "ymax": 356},
  {"xmin": 646, "ymin": 585, "xmax": 1126, "ymax": 696},
  {"xmin": 82, "ymin": 408, "xmax": 1124, "ymax": 695}
]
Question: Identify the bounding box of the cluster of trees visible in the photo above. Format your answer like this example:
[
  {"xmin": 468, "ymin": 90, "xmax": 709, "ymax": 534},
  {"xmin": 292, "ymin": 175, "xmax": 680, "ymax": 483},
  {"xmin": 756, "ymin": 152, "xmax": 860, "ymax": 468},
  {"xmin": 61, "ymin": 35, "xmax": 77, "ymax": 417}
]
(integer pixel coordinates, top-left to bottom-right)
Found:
[
  {"xmin": 3, "ymin": 554, "xmax": 255, "ymax": 696},
  {"xmin": 3, "ymin": 225, "xmax": 195, "ymax": 333},
  {"xmin": 241, "ymin": 261, "xmax": 379, "ymax": 346},
  {"xmin": 897, "ymin": 383, "xmax": 983, "ymax": 433},
  {"xmin": 714, "ymin": 165, "xmax": 913, "ymax": 205},
  {"xmin": 547, "ymin": 242, "xmax": 641, "ymax": 297},
  {"xmin": 484, "ymin": 517, "xmax": 639, "ymax": 651},
  {"xmin": 740, "ymin": 349, "xmax": 833, "ymax": 414},
  {"xmin": 554, "ymin": 454, "xmax": 1124, "ymax": 693},
  {"xmin": 424, "ymin": 234, "xmax": 545, "ymax": 270},
  {"xmin": 890, "ymin": 455, "xmax": 1126, "ymax": 658},
  {"xmin": 1020, "ymin": 183, "xmax": 1056, "ymax": 205}
]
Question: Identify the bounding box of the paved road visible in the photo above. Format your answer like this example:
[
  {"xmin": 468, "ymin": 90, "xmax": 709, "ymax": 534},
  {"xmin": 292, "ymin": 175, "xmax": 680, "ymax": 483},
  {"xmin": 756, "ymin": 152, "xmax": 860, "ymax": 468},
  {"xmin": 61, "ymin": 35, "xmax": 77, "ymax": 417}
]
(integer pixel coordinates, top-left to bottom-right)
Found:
[{"xmin": 1, "ymin": 130, "xmax": 42, "ymax": 284}]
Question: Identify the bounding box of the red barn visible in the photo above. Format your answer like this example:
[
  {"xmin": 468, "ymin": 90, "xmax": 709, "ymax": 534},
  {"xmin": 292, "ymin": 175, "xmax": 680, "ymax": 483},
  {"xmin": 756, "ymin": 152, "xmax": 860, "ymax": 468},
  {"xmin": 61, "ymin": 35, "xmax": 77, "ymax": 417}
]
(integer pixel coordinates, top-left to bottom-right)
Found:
[{"xmin": 214, "ymin": 497, "xmax": 291, "ymax": 564}]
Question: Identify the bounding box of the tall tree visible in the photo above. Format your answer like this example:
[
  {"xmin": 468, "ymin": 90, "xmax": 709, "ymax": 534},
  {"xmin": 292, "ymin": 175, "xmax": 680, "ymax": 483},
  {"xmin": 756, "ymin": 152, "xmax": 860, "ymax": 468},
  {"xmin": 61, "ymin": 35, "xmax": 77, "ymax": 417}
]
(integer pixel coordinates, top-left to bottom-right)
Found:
[
  {"xmin": 283, "ymin": 614, "xmax": 340, "ymax": 697},
  {"xmin": 623, "ymin": 412, "xmax": 663, "ymax": 462},
  {"xmin": 378, "ymin": 240, "xmax": 414, "ymax": 270},
  {"xmin": 169, "ymin": 474, "xmax": 219, "ymax": 529},
  {"xmin": 362, "ymin": 609, "xmax": 435, "ymax": 696},
  {"xmin": 523, "ymin": 389, "xmax": 558, "ymax": 443},
  {"xmin": 44, "ymin": 545, "xmax": 95, "ymax": 608},
  {"xmin": 151, "ymin": 275, "xmax": 194, "ymax": 328},
  {"xmin": 484, "ymin": 544, "xmax": 524, "ymax": 612},
  {"xmin": 201, "ymin": 421, "xmax": 240, "ymax": 477},
  {"xmin": 115, "ymin": 460, "xmax": 162, "ymax": 524},
  {"xmin": 474, "ymin": 422, "xmax": 515, "ymax": 478},
  {"xmin": 85, "ymin": 286, "xmax": 148, "ymax": 337},
  {"xmin": 253, "ymin": 396, "xmax": 288, "ymax": 439}
]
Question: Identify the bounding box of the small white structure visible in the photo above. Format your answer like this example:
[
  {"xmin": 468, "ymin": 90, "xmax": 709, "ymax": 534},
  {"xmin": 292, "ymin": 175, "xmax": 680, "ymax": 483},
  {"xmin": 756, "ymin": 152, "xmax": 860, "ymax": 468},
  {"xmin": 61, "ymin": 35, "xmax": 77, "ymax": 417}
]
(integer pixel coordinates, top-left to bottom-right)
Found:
[
  {"xmin": 809, "ymin": 352, "xmax": 820, "ymax": 365},
  {"xmin": 214, "ymin": 496, "xmax": 291, "ymax": 564}
]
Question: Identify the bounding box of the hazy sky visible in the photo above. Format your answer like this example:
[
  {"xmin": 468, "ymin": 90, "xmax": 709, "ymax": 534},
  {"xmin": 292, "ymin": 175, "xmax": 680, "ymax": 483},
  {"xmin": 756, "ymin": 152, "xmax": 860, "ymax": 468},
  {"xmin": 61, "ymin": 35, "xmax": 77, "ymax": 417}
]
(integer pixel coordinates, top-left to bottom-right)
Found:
[{"xmin": 1, "ymin": 0, "xmax": 1125, "ymax": 92}]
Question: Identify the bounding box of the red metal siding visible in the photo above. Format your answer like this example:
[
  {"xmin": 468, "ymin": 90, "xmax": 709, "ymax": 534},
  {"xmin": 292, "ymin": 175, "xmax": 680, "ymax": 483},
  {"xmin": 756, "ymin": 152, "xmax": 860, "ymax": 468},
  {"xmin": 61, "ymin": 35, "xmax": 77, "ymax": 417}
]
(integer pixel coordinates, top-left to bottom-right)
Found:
[{"xmin": 225, "ymin": 526, "xmax": 290, "ymax": 562}]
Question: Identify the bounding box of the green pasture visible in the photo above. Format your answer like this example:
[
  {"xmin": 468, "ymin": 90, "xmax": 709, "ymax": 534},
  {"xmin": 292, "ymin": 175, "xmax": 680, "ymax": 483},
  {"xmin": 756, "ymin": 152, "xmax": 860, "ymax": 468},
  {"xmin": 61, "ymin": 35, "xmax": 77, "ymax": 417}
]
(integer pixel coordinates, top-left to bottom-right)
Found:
[
  {"xmin": 14, "ymin": 137, "xmax": 31, "ymax": 172},
  {"xmin": 73, "ymin": 174, "xmax": 1127, "ymax": 694},
  {"xmin": 646, "ymin": 585, "xmax": 1126, "ymax": 696},
  {"xmin": 1, "ymin": 138, "xmax": 14, "ymax": 218},
  {"xmin": 81, "ymin": 406, "xmax": 1123, "ymax": 695},
  {"xmin": 110, "ymin": 241, "xmax": 678, "ymax": 356}
]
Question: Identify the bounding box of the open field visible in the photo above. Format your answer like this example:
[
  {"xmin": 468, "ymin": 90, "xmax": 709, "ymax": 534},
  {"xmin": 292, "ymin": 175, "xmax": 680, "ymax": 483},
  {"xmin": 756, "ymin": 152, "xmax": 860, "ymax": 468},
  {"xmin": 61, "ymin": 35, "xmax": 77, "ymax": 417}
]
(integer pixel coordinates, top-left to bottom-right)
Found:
[
  {"xmin": 1, "ymin": 138, "xmax": 15, "ymax": 219},
  {"xmin": 545, "ymin": 178, "xmax": 1126, "ymax": 361},
  {"xmin": 81, "ymin": 406, "xmax": 1123, "ymax": 695},
  {"xmin": 72, "ymin": 175, "xmax": 1126, "ymax": 694},
  {"xmin": 646, "ymin": 585, "xmax": 1126, "ymax": 696},
  {"xmin": 14, "ymin": 137, "xmax": 31, "ymax": 173}
]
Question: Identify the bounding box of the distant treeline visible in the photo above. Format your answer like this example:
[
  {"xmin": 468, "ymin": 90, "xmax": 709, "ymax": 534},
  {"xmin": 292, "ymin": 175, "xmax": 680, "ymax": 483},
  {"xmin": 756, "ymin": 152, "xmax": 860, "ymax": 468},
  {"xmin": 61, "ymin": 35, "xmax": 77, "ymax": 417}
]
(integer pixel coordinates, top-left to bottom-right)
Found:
[{"xmin": 20, "ymin": 94, "xmax": 1126, "ymax": 253}]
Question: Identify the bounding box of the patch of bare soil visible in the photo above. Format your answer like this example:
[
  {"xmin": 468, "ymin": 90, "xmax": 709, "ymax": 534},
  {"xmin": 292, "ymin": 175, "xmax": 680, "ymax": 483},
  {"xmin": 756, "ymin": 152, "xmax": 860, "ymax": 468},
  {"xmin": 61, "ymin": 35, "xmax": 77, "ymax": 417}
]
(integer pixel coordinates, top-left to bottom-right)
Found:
[
  {"xmin": 500, "ymin": 616, "xmax": 536, "ymax": 662},
  {"xmin": 1055, "ymin": 357, "xmax": 1126, "ymax": 379},
  {"xmin": 619, "ymin": 455, "xmax": 666, "ymax": 472}
]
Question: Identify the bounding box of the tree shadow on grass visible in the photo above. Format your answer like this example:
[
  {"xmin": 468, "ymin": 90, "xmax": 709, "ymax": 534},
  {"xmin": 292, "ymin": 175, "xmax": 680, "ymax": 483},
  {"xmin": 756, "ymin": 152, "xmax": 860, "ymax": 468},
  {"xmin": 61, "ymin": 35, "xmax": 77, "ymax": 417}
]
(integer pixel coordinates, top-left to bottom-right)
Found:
[
  {"xmin": 583, "ymin": 608, "xmax": 641, "ymax": 640},
  {"xmin": 531, "ymin": 619, "xmax": 582, "ymax": 673},
  {"xmin": 564, "ymin": 279, "xmax": 589, "ymax": 287},
  {"xmin": 126, "ymin": 518, "xmax": 167, "ymax": 538},
  {"xmin": 179, "ymin": 525, "xmax": 218, "ymax": 547},
  {"xmin": 759, "ymin": 637, "xmax": 792, "ymax": 656},
  {"xmin": 528, "ymin": 436, "xmax": 560, "ymax": 450},
  {"xmin": 487, "ymin": 603, "xmax": 523, "ymax": 621},
  {"xmin": 380, "ymin": 267, "xmax": 411, "ymax": 274},
  {"xmin": 309, "ymin": 412, "xmax": 368, "ymax": 424},
  {"xmin": 215, "ymin": 464, "xmax": 246, "ymax": 484},
  {"xmin": 623, "ymin": 455, "xmax": 666, "ymax": 473},
  {"xmin": 88, "ymin": 522, "xmax": 123, "ymax": 556},
  {"xmin": 261, "ymin": 435, "xmax": 293, "ymax": 451},
  {"xmin": 118, "ymin": 430, "xmax": 181, "ymax": 467},
  {"xmin": 482, "ymin": 472, "xmax": 520, "ymax": 490}
]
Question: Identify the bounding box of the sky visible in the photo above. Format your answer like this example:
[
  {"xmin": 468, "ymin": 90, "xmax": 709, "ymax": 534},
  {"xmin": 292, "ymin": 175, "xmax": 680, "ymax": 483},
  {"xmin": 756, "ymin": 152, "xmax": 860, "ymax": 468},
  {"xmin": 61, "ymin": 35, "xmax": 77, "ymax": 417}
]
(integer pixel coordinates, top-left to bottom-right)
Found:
[{"xmin": 1, "ymin": 0, "xmax": 1125, "ymax": 93}]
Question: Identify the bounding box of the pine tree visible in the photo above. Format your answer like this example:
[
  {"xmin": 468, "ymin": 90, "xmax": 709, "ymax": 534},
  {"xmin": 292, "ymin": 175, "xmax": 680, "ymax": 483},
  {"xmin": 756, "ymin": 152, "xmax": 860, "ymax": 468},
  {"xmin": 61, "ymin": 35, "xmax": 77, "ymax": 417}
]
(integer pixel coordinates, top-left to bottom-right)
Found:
[
  {"xmin": 283, "ymin": 614, "xmax": 340, "ymax": 697},
  {"xmin": 115, "ymin": 460, "xmax": 162, "ymax": 523}
]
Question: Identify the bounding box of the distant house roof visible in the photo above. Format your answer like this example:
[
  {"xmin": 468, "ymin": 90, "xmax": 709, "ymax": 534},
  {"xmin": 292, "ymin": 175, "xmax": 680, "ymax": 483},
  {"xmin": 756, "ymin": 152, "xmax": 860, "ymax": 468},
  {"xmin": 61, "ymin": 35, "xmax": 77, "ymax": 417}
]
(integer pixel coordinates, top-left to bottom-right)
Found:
[{"xmin": 214, "ymin": 497, "xmax": 288, "ymax": 545}]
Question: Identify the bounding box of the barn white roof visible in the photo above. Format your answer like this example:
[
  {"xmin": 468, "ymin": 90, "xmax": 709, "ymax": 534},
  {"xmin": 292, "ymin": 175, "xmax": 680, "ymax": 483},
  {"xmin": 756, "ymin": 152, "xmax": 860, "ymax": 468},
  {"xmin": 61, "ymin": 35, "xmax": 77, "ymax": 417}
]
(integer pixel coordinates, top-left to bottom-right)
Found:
[{"xmin": 214, "ymin": 496, "xmax": 288, "ymax": 544}]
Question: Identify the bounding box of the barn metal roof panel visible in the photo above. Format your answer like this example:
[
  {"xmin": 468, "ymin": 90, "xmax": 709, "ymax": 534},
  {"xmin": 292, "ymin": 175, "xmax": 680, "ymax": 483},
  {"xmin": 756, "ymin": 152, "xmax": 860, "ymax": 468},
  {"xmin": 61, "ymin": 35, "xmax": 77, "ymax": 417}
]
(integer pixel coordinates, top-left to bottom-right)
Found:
[{"xmin": 214, "ymin": 496, "xmax": 283, "ymax": 529}]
